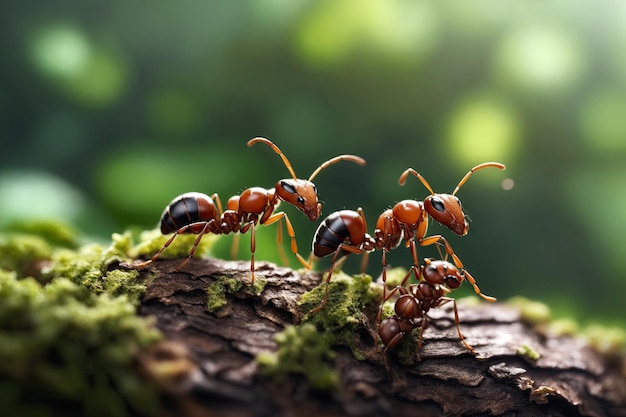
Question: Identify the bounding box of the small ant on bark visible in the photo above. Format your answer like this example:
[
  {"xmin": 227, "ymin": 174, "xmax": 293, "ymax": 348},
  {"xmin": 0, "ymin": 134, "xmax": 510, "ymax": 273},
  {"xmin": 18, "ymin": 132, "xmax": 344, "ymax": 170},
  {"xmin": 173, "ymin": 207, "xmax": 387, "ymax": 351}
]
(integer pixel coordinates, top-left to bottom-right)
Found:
[
  {"xmin": 378, "ymin": 258, "xmax": 476, "ymax": 355},
  {"xmin": 308, "ymin": 162, "xmax": 504, "ymax": 313},
  {"xmin": 133, "ymin": 138, "xmax": 366, "ymax": 284}
]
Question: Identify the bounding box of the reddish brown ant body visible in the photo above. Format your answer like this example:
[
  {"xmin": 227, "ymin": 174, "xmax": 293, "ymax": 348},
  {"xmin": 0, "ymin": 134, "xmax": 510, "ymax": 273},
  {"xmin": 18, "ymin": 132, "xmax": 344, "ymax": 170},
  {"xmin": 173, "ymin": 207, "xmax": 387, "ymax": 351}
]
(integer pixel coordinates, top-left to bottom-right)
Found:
[
  {"xmin": 134, "ymin": 138, "xmax": 366, "ymax": 283},
  {"xmin": 378, "ymin": 258, "xmax": 475, "ymax": 354},
  {"xmin": 308, "ymin": 162, "xmax": 505, "ymax": 313},
  {"xmin": 308, "ymin": 207, "xmax": 403, "ymax": 314}
]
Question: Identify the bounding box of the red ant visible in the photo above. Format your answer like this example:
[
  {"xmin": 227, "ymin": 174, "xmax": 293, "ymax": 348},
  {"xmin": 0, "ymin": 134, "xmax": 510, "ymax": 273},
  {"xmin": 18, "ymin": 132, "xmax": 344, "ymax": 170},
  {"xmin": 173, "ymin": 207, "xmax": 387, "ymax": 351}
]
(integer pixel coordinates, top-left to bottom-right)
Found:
[
  {"xmin": 134, "ymin": 138, "xmax": 366, "ymax": 284},
  {"xmin": 307, "ymin": 162, "xmax": 504, "ymax": 313},
  {"xmin": 378, "ymin": 258, "xmax": 475, "ymax": 354},
  {"xmin": 308, "ymin": 207, "xmax": 402, "ymax": 314}
]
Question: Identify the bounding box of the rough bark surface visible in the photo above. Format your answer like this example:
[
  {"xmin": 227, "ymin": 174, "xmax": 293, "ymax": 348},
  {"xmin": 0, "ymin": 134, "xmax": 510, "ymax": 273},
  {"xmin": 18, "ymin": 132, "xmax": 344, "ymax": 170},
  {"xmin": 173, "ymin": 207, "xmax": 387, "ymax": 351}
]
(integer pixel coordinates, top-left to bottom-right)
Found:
[{"xmin": 137, "ymin": 257, "xmax": 626, "ymax": 417}]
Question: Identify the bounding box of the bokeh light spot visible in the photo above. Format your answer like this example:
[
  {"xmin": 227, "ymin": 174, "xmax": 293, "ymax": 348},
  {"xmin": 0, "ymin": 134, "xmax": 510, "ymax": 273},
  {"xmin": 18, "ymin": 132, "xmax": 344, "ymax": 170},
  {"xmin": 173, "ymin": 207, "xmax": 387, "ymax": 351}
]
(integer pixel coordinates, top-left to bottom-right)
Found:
[
  {"xmin": 501, "ymin": 178, "xmax": 515, "ymax": 191},
  {"xmin": 31, "ymin": 24, "xmax": 90, "ymax": 80},
  {"xmin": 0, "ymin": 171, "xmax": 85, "ymax": 227},
  {"xmin": 30, "ymin": 23, "xmax": 128, "ymax": 106},
  {"xmin": 294, "ymin": 0, "xmax": 437, "ymax": 67},
  {"xmin": 445, "ymin": 94, "xmax": 519, "ymax": 168},
  {"xmin": 493, "ymin": 24, "xmax": 586, "ymax": 94}
]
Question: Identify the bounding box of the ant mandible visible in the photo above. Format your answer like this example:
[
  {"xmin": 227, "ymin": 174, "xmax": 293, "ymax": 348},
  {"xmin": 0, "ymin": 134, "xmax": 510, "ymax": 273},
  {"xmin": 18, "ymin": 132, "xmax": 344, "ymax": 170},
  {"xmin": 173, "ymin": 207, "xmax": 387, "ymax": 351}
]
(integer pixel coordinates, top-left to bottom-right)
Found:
[
  {"xmin": 307, "ymin": 161, "xmax": 504, "ymax": 313},
  {"xmin": 378, "ymin": 258, "xmax": 476, "ymax": 355},
  {"xmin": 134, "ymin": 138, "xmax": 366, "ymax": 284}
]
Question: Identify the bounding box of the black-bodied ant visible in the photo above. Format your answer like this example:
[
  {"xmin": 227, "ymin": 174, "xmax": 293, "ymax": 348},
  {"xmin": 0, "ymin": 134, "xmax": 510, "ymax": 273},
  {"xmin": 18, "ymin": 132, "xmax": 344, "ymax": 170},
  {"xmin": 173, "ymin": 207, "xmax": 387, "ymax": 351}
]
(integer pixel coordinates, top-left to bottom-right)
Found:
[
  {"xmin": 308, "ymin": 162, "xmax": 505, "ymax": 313},
  {"xmin": 378, "ymin": 258, "xmax": 475, "ymax": 354},
  {"xmin": 134, "ymin": 138, "xmax": 366, "ymax": 283}
]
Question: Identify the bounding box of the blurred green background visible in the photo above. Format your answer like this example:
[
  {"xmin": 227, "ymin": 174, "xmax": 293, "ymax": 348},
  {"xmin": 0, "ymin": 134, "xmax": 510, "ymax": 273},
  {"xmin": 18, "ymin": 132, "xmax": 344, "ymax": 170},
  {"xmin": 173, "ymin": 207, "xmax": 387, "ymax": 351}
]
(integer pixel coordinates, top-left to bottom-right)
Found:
[{"xmin": 1, "ymin": 0, "xmax": 625, "ymax": 327}]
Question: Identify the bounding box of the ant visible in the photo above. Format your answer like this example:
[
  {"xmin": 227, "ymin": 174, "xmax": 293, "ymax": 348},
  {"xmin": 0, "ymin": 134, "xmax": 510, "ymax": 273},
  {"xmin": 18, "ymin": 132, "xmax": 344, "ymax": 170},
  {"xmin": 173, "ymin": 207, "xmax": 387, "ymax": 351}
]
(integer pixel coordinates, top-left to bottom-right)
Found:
[
  {"xmin": 378, "ymin": 258, "xmax": 475, "ymax": 355},
  {"xmin": 308, "ymin": 207, "xmax": 402, "ymax": 314},
  {"xmin": 307, "ymin": 161, "xmax": 505, "ymax": 313},
  {"xmin": 134, "ymin": 138, "xmax": 366, "ymax": 284}
]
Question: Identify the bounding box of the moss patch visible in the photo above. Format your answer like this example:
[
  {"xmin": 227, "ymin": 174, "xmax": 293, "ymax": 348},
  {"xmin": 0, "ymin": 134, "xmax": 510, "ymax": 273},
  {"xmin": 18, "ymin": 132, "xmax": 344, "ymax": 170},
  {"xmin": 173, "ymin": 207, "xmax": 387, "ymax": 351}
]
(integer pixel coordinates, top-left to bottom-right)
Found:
[
  {"xmin": 299, "ymin": 271, "xmax": 377, "ymax": 359},
  {"xmin": 517, "ymin": 343, "xmax": 541, "ymax": 360},
  {"xmin": 507, "ymin": 296, "xmax": 552, "ymax": 325},
  {"xmin": 0, "ymin": 233, "xmax": 53, "ymax": 277},
  {"xmin": 206, "ymin": 275, "xmax": 244, "ymax": 313},
  {"xmin": 43, "ymin": 232, "xmax": 148, "ymax": 304},
  {"xmin": 130, "ymin": 228, "xmax": 220, "ymax": 260},
  {"xmin": 0, "ymin": 269, "xmax": 161, "ymax": 417},
  {"xmin": 583, "ymin": 324, "xmax": 626, "ymax": 355},
  {"xmin": 257, "ymin": 323, "xmax": 337, "ymax": 390}
]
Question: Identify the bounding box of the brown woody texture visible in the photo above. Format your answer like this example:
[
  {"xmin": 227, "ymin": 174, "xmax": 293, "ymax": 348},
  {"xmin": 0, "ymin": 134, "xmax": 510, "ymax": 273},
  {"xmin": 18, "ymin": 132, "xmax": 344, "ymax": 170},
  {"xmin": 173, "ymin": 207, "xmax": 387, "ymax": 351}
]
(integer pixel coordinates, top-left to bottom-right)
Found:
[{"xmin": 137, "ymin": 257, "xmax": 626, "ymax": 417}]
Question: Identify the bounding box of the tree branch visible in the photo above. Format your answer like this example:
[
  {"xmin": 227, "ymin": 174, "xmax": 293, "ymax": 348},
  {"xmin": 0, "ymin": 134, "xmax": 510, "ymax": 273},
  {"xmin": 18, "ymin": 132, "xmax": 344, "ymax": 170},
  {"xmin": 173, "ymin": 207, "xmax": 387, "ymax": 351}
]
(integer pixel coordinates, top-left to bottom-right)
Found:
[{"xmin": 137, "ymin": 257, "xmax": 626, "ymax": 417}]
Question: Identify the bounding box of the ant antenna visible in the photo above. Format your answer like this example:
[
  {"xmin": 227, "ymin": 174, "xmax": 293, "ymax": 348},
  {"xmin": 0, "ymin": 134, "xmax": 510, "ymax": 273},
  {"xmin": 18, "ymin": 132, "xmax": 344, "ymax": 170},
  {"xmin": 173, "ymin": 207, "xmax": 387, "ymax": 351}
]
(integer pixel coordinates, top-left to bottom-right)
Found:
[
  {"xmin": 308, "ymin": 155, "xmax": 366, "ymax": 181},
  {"xmin": 398, "ymin": 168, "xmax": 435, "ymax": 195},
  {"xmin": 452, "ymin": 162, "xmax": 506, "ymax": 196},
  {"xmin": 248, "ymin": 137, "xmax": 298, "ymax": 180}
]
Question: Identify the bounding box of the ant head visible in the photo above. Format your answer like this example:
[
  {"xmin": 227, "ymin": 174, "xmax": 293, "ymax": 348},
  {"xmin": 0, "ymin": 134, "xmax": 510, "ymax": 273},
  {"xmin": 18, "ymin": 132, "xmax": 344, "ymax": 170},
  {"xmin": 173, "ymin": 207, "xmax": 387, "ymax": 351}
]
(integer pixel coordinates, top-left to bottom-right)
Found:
[
  {"xmin": 422, "ymin": 258, "xmax": 464, "ymax": 289},
  {"xmin": 424, "ymin": 193, "xmax": 468, "ymax": 236},
  {"xmin": 248, "ymin": 137, "xmax": 365, "ymax": 222},
  {"xmin": 275, "ymin": 179, "xmax": 321, "ymax": 221},
  {"xmin": 398, "ymin": 162, "xmax": 505, "ymax": 236}
]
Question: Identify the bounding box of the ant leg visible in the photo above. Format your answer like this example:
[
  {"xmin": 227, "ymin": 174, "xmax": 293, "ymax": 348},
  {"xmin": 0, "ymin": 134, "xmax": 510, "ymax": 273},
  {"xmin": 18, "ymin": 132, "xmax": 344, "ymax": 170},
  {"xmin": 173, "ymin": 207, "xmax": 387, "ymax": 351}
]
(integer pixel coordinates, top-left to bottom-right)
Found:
[
  {"xmin": 210, "ymin": 193, "xmax": 224, "ymax": 217},
  {"xmin": 419, "ymin": 234, "xmax": 463, "ymax": 269},
  {"xmin": 376, "ymin": 280, "xmax": 412, "ymax": 324},
  {"xmin": 274, "ymin": 219, "xmax": 291, "ymax": 266},
  {"xmin": 462, "ymin": 269, "xmax": 497, "ymax": 302},
  {"xmin": 174, "ymin": 222, "xmax": 212, "ymax": 271},
  {"xmin": 420, "ymin": 235, "xmax": 496, "ymax": 302},
  {"xmin": 249, "ymin": 221, "xmax": 256, "ymax": 285},
  {"xmin": 359, "ymin": 250, "xmax": 370, "ymax": 275},
  {"xmin": 263, "ymin": 211, "xmax": 312, "ymax": 270},
  {"xmin": 440, "ymin": 297, "xmax": 475, "ymax": 353},
  {"xmin": 230, "ymin": 234, "xmax": 240, "ymax": 260},
  {"xmin": 380, "ymin": 248, "xmax": 389, "ymax": 301},
  {"xmin": 415, "ymin": 316, "xmax": 429, "ymax": 351},
  {"xmin": 407, "ymin": 239, "xmax": 422, "ymax": 283},
  {"xmin": 133, "ymin": 223, "xmax": 197, "ymax": 268},
  {"xmin": 309, "ymin": 244, "xmax": 363, "ymax": 314}
]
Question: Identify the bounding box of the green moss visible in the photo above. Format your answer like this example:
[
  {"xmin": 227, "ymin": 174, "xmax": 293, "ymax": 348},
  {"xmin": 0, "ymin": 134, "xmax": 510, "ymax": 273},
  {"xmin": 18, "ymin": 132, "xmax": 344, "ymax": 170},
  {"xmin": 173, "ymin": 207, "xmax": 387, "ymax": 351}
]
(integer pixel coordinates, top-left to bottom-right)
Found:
[
  {"xmin": 583, "ymin": 323, "xmax": 626, "ymax": 354},
  {"xmin": 206, "ymin": 275, "xmax": 266, "ymax": 313},
  {"xmin": 0, "ymin": 233, "xmax": 53, "ymax": 276},
  {"xmin": 0, "ymin": 269, "xmax": 161, "ymax": 417},
  {"xmin": 3, "ymin": 219, "xmax": 80, "ymax": 248},
  {"xmin": 130, "ymin": 228, "xmax": 220, "ymax": 260},
  {"xmin": 206, "ymin": 276, "xmax": 244, "ymax": 313},
  {"xmin": 299, "ymin": 271, "xmax": 377, "ymax": 359},
  {"xmin": 543, "ymin": 317, "xmax": 579, "ymax": 336},
  {"xmin": 507, "ymin": 296, "xmax": 552, "ymax": 324},
  {"xmin": 257, "ymin": 323, "xmax": 337, "ymax": 390},
  {"xmin": 517, "ymin": 343, "xmax": 541, "ymax": 360},
  {"xmin": 42, "ymin": 231, "xmax": 149, "ymax": 304}
]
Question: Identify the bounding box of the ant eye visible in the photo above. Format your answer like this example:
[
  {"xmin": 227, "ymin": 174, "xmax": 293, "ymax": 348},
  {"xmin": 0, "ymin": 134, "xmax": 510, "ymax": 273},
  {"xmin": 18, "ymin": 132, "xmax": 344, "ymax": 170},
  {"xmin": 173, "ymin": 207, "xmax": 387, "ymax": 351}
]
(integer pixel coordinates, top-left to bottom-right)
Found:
[
  {"xmin": 431, "ymin": 197, "xmax": 445, "ymax": 212},
  {"xmin": 280, "ymin": 181, "xmax": 297, "ymax": 194},
  {"xmin": 297, "ymin": 196, "xmax": 305, "ymax": 205}
]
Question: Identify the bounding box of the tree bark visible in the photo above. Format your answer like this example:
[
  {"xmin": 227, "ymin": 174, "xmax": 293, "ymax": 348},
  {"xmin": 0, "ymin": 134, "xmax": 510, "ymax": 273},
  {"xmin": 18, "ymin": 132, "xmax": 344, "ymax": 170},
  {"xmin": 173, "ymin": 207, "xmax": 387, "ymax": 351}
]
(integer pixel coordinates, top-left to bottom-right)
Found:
[{"xmin": 137, "ymin": 257, "xmax": 626, "ymax": 417}]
